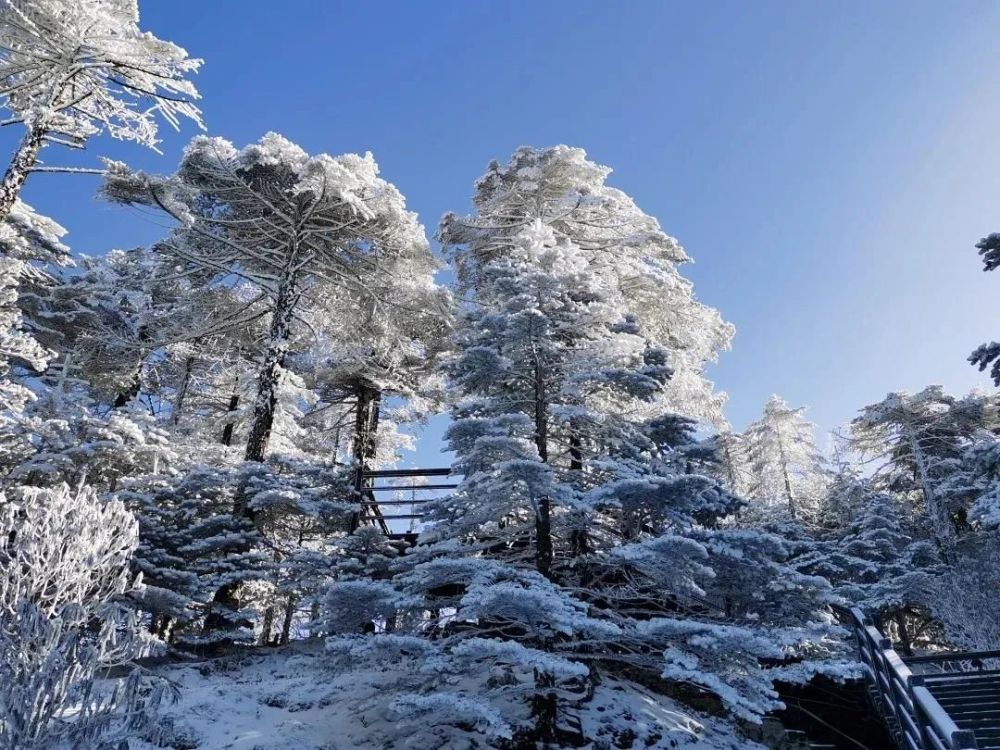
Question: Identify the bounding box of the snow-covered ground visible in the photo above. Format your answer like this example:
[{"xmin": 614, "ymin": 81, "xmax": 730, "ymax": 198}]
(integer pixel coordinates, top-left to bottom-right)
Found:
[{"xmin": 126, "ymin": 642, "xmax": 764, "ymax": 750}]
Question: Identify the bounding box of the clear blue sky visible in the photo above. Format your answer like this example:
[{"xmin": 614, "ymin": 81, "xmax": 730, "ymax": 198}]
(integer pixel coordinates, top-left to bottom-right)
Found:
[{"xmin": 11, "ymin": 1, "xmax": 1000, "ymax": 466}]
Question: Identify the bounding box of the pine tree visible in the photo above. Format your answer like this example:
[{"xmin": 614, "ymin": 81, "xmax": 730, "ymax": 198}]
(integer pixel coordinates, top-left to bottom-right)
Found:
[
  {"xmin": 851, "ymin": 386, "xmax": 993, "ymax": 539},
  {"xmin": 712, "ymin": 429, "xmax": 750, "ymax": 494},
  {"xmin": 931, "ymin": 535, "xmax": 1000, "ymax": 651},
  {"xmin": 440, "ymin": 144, "xmax": 734, "ymax": 426},
  {"xmin": 300, "ymin": 241, "xmax": 451, "ymax": 472},
  {"xmin": 970, "ymin": 232, "xmax": 1000, "ymax": 385},
  {"xmin": 0, "ymin": 0, "xmax": 203, "ymax": 220},
  {"xmin": 0, "ymin": 200, "xmax": 69, "ymax": 415},
  {"xmin": 320, "ymin": 160, "xmax": 844, "ymax": 747},
  {"xmin": 936, "ymin": 428, "xmax": 1000, "ymax": 531},
  {"xmin": 102, "ymin": 133, "xmax": 442, "ymax": 630},
  {"xmin": 101, "ymin": 133, "xmax": 435, "ymax": 467},
  {"xmin": 741, "ymin": 395, "xmax": 829, "ymax": 526},
  {"xmin": 830, "ymin": 491, "xmax": 939, "ymax": 654}
]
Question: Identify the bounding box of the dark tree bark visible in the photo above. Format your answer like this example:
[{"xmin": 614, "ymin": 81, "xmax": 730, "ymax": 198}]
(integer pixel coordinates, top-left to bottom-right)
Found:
[
  {"xmin": 258, "ymin": 605, "xmax": 275, "ymax": 646},
  {"xmin": 721, "ymin": 438, "xmax": 738, "ymax": 489},
  {"xmin": 352, "ymin": 382, "xmax": 382, "ymax": 472},
  {"xmin": 894, "ymin": 611, "xmax": 914, "ymax": 656},
  {"xmin": 220, "ymin": 381, "xmax": 240, "ymax": 446},
  {"xmin": 244, "ymin": 275, "xmax": 299, "ymax": 464},
  {"xmin": 279, "ymin": 595, "xmax": 296, "ymax": 645},
  {"xmin": 568, "ymin": 431, "xmax": 591, "ymax": 558},
  {"xmin": 351, "ymin": 381, "xmax": 385, "ymax": 532},
  {"xmin": 172, "ymin": 357, "xmax": 195, "ymax": 424},
  {"xmin": 531, "ymin": 671, "xmax": 559, "ymax": 744},
  {"xmin": 533, "ymin": 361, "xmax": 553, "ymax": 578},
  {"xmin": 569, "ymin": 432, "xmax": 583, "ymax": 473},
  {"xmin": 775, "ymin": 430, "xmax": 797, "ymax": 519},
  {"xmin": 208, "ymin": 275, "xmax": 298, "ymax": 637},
  {"xmin": 0, "ymin": 125, "xmax": 46, "ymax": 224}
]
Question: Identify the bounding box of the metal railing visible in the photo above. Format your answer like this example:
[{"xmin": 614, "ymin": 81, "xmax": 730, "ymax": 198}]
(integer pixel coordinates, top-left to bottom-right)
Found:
[
  {"xmin": 838, "ymin": 606, "xmax": 979, "ymax": 750},
  {"xmin": 904, "ymin": 650, "xmax": 1000, "ymax": 673},
  {"xmin": 351, "ymin": 467, "xmax": 458, "ymax": 539}
]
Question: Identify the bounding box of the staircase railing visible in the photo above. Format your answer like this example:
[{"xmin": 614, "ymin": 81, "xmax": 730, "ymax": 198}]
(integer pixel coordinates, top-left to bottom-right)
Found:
[{"xmin": 838, "ymin": 605, "xmax": 979, "ymax": 750}]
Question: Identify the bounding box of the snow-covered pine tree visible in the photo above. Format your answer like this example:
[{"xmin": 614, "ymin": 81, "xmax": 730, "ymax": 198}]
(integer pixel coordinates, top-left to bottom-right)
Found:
[
  {"xmin": 102, "ymin": 133, "xmax": 440, "ymax": 630},
  {"xmin": 25, "ymin": 246, "xmax": 223, "ymax": 410},
  {"xmin": 850, "ymin": 386, "xmax": 994, "ymax": 539},
  {"xmin": 320, "ymin": 161, "xmax": 843, "ymax": 748},
  {"xmin": 740, "ymin": 395, "xmax": 829, "ymax": 527},
  {"xmin": 711, "ymin": 429, "xmax": 750, "ymax": 494},
  {"xmin": 822, "ymin": 489, "xmax": 939, "ymax": 654},
  {"xmin": 5, "ymin": 396, "xmax": 175, "ymax": 492},
  {"xmin": 116, "ymin": 463, "xmax": 267, "ymax": 644},
  {"xmin": 949, "ymin": 430, "xmax": 1000, "ymax": 530},
  {"xmin": 429, "ymin": 218, "xmax": 666, "ymax": 576},
  {"xmin": 3, "ymin": 245, "xmax": 213, "ymax": 491},
  {"xmin": 440, "ymin": 144, "xmax": 734, "ymax": 426},
  {"xmin": 101, "ymin": 133, "xmax": 434, "ymax": 467},
  {"xmin": 969, "ymin": 232, "xmax": 1000, "ymax": 384},
  {"xmin": 931, "ymin": 535, "xmax": 1000, "ymax": 651},
  {"xmin": 0, "ymin": 0, "xmax": 203, "ymax": 220},
  {"xmin": 815, "ymin": 442, "xmax": 869, "ymax": 534},
  {"xmin": 0, "ymin": 483, "xmax": 161, "ymax": 747},
  {"xmin": 0, "ymin": 200, "xmax": 69, "ymax": 419},
  {"xmin": 300, "ymin": 238, "xmax": 452, "ymax": 472}
]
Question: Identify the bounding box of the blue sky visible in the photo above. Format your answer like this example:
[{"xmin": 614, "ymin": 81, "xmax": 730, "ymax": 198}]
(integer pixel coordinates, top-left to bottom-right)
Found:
[{"xmin": 11, "ymin": 1, "xmax": 1000, "ymax": 466}]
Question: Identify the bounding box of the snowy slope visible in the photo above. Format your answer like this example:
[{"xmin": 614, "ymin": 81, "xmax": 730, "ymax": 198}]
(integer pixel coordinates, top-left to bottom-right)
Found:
[{"xmin": 126, "ymin": 642, "xmax": 765, "ymax": 750}]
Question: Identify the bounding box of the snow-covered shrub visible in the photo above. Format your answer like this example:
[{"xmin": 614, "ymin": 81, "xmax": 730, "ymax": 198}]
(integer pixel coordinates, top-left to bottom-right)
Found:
[
  {"xmin": 0, "ymin": 484, "xmax": 161, "ymax": 748},
  {"xmin": 931, "ymin": 535, "xmax": 1000, "ymax": 652}
]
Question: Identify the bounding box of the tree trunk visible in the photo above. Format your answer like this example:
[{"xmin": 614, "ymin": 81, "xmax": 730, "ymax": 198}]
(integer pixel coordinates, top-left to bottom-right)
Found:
[
  {"xmin": 258, "ymin": 605, "xmax": 275, "ymax": 646},
  {"xmin": 352, "ymin": 382, "xmax": 382, "ymax": 472},
  {"xmin": 172, "ymin": 357, "xmax": 195, "ymax": 425},
  {"xmin": 904, "ymin": 426, "xmax": 950, "ymax": 539},
  {"xmin": 775, "ymin": 430, "xmax": 797, "ymax": 519},
  {"xmin": 48, "ymin": 351, "xmax": 73, "ymax": 413},
  {"xmin": 280, "ymin": 595, "xmax": 296, "ymax": 645},
  {"xmin": 533, "ymin": 362, "xmax": 553, "ymax": 578},
  {"xmin": 207, "ymin": 277, "xmax": 298, "ymax": 636},
  {"xmin": 568, "ymin": 432, "xmax": 590, "ymax": 558},
  {"xmin": 244, "ymin": 275, "xmax": 299, "ymax": 463},
  {"xmin": 351, "ymin": 381, "xmax": 384, "ymax": 532},
  {"xmin": 531, "ymin": 671, "xmax": 559, "ymax": 744},
  {"xmin": 0, "ymin": 125, "xmax": 46, "ymax": 224},
  {"xmin": 220, "ymin": 382, "xmax": 240, "ymax": 446},
  {"xmin": 536, "ymin": 495, "xmax": 554, "ymax": 578},
  {"xmin": 569, "ymin": 431, "xmax": 583, "ymax": 473},
  {"xmin": 894, "ymin": 611, "xmax": 913, "ymax": 656},
  {"xmin": 721, "ymin": 437, "xmax": 738, "ymax": 490}
]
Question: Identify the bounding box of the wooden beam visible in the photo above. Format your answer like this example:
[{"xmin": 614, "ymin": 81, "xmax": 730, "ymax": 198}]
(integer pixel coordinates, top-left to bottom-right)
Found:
[
  {"xmin": 367, "ymin": 483, "xmax": 458, "ymax": 492},
  {"xmin": 361, "ymin": 468, "xmax": 453, "ymax": 478}
]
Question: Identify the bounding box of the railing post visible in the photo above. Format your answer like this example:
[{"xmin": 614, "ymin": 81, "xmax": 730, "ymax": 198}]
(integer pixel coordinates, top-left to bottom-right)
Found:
[
  {"xmin": 846, "ymin": 604, "xmax": 988, "ymax": 750},
  {"xmin": 909, "ymin": 675, "xmax": 932, "ymax": 750}
]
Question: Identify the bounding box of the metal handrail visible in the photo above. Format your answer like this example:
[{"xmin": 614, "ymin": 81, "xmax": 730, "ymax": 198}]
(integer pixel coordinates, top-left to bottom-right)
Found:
[
  {"xmin": 838, "ymin": 606, "xmax": 979, "ymax": 750},
  {"xmin": 904, "ymin": 650, "xmax": 1000, "ymax": 665}
]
